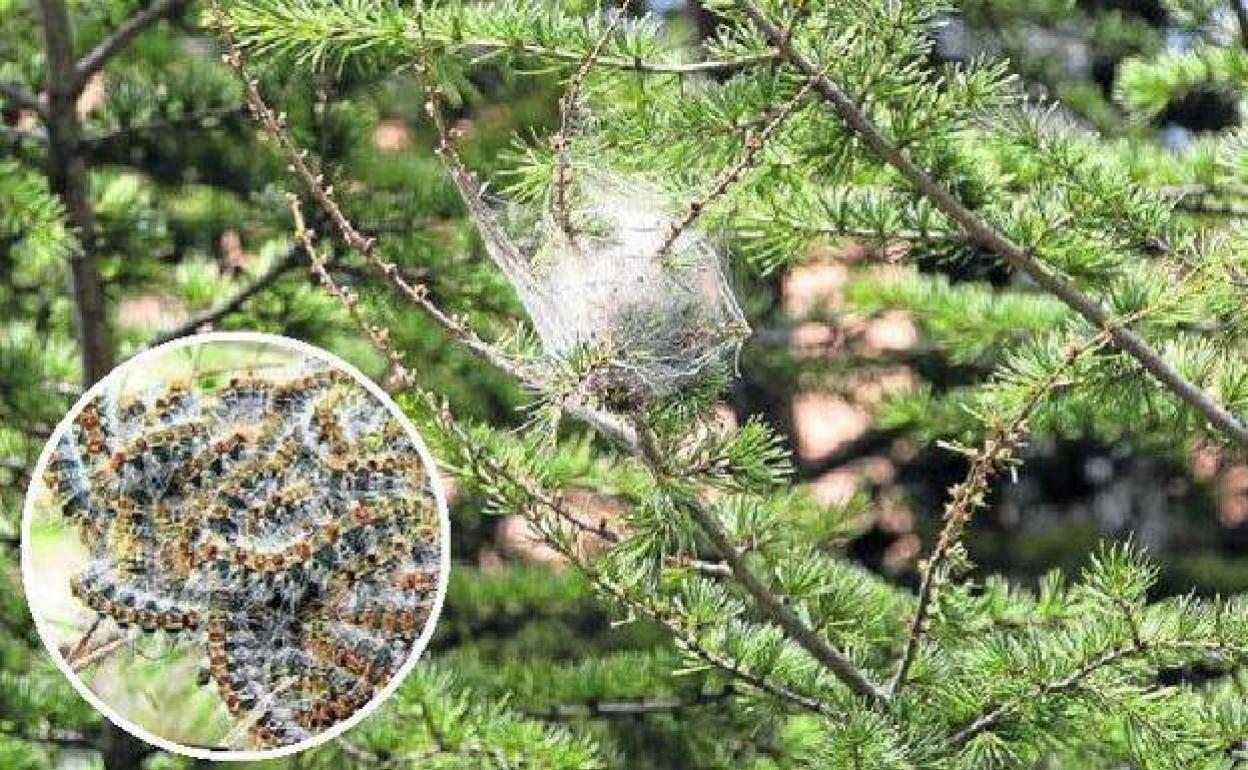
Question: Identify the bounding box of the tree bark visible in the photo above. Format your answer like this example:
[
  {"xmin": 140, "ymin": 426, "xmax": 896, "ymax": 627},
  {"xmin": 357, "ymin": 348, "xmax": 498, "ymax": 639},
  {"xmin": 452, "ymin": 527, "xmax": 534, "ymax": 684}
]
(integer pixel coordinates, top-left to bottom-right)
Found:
[
  {"xmin": 38, "ymin": 4, "xmax": 139, "ymax": 766},
  {"xmin": 38, "ymin": 0, "xmax": 114, "ymax": 387}
]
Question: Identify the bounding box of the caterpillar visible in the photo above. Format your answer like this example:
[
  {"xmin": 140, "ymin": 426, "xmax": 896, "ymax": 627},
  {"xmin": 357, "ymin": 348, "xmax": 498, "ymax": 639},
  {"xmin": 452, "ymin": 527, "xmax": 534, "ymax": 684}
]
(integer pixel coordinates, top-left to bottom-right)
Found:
[{"xmin": 44, "ymin": 358, "xmax": 441, "ymax": 750}]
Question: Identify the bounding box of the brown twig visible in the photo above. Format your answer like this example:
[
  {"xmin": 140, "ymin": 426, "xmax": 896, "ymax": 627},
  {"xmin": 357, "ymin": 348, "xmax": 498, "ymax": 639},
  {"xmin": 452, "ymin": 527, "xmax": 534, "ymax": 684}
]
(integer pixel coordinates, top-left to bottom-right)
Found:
[
  {"xmin": 0, "ymin": 81, "xmax": 44, "ymax": 116},
  {"xmin": 741, "ymin": 0, "xmax": 1248, "ymax": 449},
  {"xmin": 633, "ymin": 421, "xmax": 889, "ymax": 706},
  {"xmin": 69, "ymin": 628, "xmax": 133, "ymax": 672},
  {"xmin": 656, "ymin": 71, "xmax": 819, "ymax": 261},
  {"xmin": 65, "ymin": 616, "xmax": 102, "ymax": 664},
  {"xmin": 291, "ymin": 197, "xmax": 413, "ymax": 387},
  {"xmin": 523, "ymin": 688, "xmax": 732, "ymax": 720},
  {"xmin": 144, "ymin": 244, "xmax": 303, "ymax": 350},
  {"xmin": 550, "ymin": 0, "xmax": 633, "ymax": 243},
  {"xmin": 72, "ymin": 0, "xmax": 191, "ymax": 95},
  {"xmin": 214, "ymin": 7, "xmax": 528, "ymax": 383},
  {"xmin": 889, "ymin": 332, "xmax": 1110, "ymax": 697}
]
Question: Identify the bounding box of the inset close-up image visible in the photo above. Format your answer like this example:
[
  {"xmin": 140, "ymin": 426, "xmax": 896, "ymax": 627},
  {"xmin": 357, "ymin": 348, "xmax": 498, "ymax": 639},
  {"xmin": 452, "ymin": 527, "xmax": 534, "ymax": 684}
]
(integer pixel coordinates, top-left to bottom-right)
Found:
[{"xmin": 21, "ymin": 333, "xmax": 448, "ymax": 758}]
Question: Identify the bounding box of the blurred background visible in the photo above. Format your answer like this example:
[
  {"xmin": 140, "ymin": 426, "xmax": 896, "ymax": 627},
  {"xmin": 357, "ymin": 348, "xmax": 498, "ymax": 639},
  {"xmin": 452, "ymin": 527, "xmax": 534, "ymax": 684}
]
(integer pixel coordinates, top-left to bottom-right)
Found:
[{"xmin": 3, "ymin": 0, "xmax": 1248, "ymax": 768}]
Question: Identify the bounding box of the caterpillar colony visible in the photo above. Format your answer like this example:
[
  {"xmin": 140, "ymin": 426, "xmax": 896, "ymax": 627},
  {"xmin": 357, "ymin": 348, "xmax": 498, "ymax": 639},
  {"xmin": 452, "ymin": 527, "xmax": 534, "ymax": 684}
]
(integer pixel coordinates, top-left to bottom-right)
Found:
[{"xmin": 42, "ymin": 359, "xmax": 440, "ymax": 749}]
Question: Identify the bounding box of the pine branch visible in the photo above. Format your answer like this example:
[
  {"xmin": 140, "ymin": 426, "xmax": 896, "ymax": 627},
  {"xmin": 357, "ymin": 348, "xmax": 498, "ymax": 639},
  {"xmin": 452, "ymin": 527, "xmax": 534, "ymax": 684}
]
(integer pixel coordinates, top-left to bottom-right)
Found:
[
  {"xmin": 573, "ymin": 546, "xmax": 838, "ymax": 719},
  {"xmin": 82, "ymin": 104, "xmax": 248, "ymax": 147},
  {"xmin": 215, "ymin": 6, "xmax": 642, "ymax": 448},
  {"xmin": 633, "ymin": 421, "xmax": 889, "ymax": 706},
  {"xmin": 437, "ymin": 418, "xmax": 840, "ymax": 719},
  {"xmin": 890, "ymin": 332, "xmax": 1109, "ymax": 698},
  {"xmin": 948, "ymin": 642, "xmax": 1138, "ymax": 747},
  {"xmin": 0, "ymin": 81, "xmax": 44, "ymax": 116},
  {"xmin": 469, "ymin": 44, "xmax": 775, "ymax": 76},
  {"xmin": 551, "ymin": 0, "xmax": 633, "ymax": 243},
  {"xmin": 72, "ymin": 0, "xmax": 191, "ymax": 96},
  {"xmin": 523, "ymin": 689, "xmax": 732, "ymax": 720},
  {"xmin": 220, "ymin": 1, "xmax": 774, "ymax": 78},
  {"xmin": 948, "ymin": 607, "xmax": 1248, "ymax": 748},
  {"xmin": 741, "ymin": 0, "xmax": 1248, "ymax": 449},
  {"xmin": 143, "ymin": 244, "xmax": 303, "ymax": 349},
  {"xmin": 214, "ymin": 9, "xmax": 526, "ymax": 382},
  {"xmin": 656, "ymin": 69, "xmax": 819, "ymax": 261}
]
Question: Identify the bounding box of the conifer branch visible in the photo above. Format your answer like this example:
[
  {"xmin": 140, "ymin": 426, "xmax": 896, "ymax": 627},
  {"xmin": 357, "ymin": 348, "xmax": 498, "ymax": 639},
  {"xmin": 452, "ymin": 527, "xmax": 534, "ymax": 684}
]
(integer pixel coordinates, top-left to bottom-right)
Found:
[
  {"xmin": 741, "ymin": 0, "xmax": 1248, "ymax": 449},
  {"xmin": 72, "ymin": 0, "xmax": 191, "ymax": 96},
  {"xmin": 633, "ymin": 422, "xmax": 889, "ymax": 706},
  {"xmin": 890, "ymin": 332, "xmax": 1109, "ymax": 698},
  {"xmin": 551, "ymin": 0, "xmax": 633, "ymax": 244},
  {"xmin": 656, "ymin": 69, "xmax": 819, "ymax": 261},
  {"xmin": 214, "ymin": 7, "xmax": 528, "ymax": 382},
  {"xmin": 948, "ymin": 642, "xmax": 1138, "ymax": 747},
  {"xmin": 144, "ymin": 244, "xmax": 303, "ymax": 349},
  {"xmin": 457, "ymin": 43, "xmax": 775, "ymax": 76},
  {"xmin": 523, "ymin": 689, "xmax": 732, "ymax": 720},
  {"xmin": 575, "ymin": 544, "xmax": 839, "ymax": 718},
  {"xmin": 218, "ymin": 1, "xmax": 775, "ymax": 78},
  {"xmin": 0, "ymin": 81, "xmax": 44, "ymax": 116},
  {"xmin": 82, "ymin": 105, "xmax": 248, "ymax": 147},
  {"xmin": 219, "ymin": 9, "xmax": 642, "ymax": 446},
  {"xmin": 425, "ymin": 403, "xmax": 839, "ymax": 718},
  {"xmin": 292, "ymin": 198, "xmax": 413, "ymax": 388},
  {"xmin": 219, "ymin": 10, "xmax": 642, "ymax": 447},
  {"xmin": 514, "ymin": 487, "xmax": 737, "ymax": 578},
  {"xmin": 948, "ymin": 619, "xmax": 1248, "ymax": 747}
]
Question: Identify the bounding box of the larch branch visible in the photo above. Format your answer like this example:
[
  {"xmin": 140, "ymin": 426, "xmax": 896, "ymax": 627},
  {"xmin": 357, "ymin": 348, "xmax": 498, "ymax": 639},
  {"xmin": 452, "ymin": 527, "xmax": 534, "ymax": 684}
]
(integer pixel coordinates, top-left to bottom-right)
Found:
[
  {"xmin": 143, "ymin": 244, "xmax": 303, "ymax": 350},
  {"xmin": 550, "ymin": 0, "xmax": 633, "ymax": 243},
  {"xmin": 890, "ymin": 333, "xmax": 1108, "ymax": 697},
  {"xmin": 633, "ymin": 422, "xmax": 889, "ymax": 706},
  {"xmin": 0, "ymin": 81, "xmax": 44, "ymax": 116},
  {"xmin": 740, "ymin": 0, "xmax": 1248, "ymax": 449},
  {"xmin": 72, "ymin": 0, "xmax": 191, "ymax": 95}
]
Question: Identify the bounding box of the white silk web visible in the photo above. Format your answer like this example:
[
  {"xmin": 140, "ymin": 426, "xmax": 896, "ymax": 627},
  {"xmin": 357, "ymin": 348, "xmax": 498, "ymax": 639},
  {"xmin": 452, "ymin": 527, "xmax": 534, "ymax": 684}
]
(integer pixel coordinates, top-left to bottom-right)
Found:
[{"xmin": 495, "ymin": 171, "xmax": 750, "ymax": 400}]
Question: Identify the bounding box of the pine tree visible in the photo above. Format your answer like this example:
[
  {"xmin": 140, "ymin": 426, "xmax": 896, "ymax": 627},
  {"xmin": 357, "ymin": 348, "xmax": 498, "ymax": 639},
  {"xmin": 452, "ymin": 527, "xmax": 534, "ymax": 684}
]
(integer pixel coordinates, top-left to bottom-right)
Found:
[{"xmin": 6, "ymin": 1, "xmax": 1248, "ymax": 768}]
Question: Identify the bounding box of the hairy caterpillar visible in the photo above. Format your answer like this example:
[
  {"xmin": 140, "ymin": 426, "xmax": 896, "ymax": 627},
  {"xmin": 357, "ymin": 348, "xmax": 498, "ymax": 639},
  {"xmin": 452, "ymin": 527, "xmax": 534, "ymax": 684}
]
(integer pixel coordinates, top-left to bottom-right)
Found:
[{"xmin": 42, "ymin": 358, "xmax": 441, "ymax": 750}]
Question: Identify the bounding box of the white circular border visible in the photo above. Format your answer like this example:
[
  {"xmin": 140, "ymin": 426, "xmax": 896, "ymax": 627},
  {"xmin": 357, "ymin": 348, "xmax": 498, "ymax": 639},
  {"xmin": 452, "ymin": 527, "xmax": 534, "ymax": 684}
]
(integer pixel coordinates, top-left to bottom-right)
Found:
[{"xmin": 20, "ymin": 331, "xmax": 452, "ymax": 762}]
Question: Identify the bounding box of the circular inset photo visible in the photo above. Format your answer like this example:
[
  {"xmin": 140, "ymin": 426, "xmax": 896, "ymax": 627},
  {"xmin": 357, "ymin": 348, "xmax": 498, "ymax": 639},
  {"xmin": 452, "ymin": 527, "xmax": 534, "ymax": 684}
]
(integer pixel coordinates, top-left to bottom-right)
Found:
[{"xmin": 21, "ymin": 332, "xmax": 449, "ymax": 760}]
